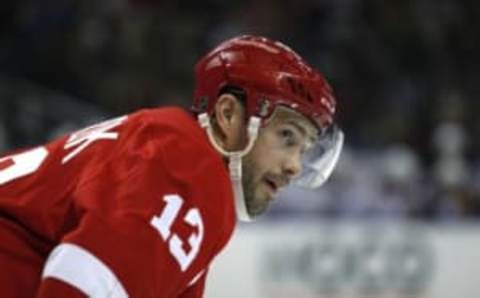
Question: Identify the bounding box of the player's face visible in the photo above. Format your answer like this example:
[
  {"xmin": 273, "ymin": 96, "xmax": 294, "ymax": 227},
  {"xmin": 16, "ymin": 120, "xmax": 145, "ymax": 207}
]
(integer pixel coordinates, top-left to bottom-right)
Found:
[{"xmin": 242, "ymin": 108, "xmax": 317, "ymax": 217}]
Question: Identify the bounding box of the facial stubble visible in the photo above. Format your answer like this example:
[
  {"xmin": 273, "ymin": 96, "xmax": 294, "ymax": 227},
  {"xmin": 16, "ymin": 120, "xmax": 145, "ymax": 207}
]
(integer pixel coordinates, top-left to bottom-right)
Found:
[{"xmin": 241, "ymin": 153, "xmax": 270, "ymax": 218}]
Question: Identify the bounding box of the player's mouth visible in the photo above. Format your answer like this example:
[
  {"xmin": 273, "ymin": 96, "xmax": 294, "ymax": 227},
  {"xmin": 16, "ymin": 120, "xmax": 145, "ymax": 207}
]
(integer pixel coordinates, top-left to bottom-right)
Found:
[
  {"xmin": 263, "ymin": 178, "xmax": 279, "ymax": 197},
  {"xmin": 264, "ymin": 174, "xmax": 290, "ymax": 196}
]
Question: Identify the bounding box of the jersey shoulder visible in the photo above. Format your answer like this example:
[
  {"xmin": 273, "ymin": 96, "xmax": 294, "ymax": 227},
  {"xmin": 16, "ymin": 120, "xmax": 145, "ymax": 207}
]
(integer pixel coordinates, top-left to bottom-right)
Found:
[
  {"xmin": 119, "ymin": 107, "xmax": 235, "ymax": 220},
  {"xmin": 133, "ymin": 108, "xmax": 236, "ymax": 236},
  {"xmin": 126, "ymin": 107, "xmax": 226, "ymax": 180},
  {"xmin": 126, "ymin": 107, "xmax": 206, "ymax": 145},
  {"xmin": 100, "ymin": 108, "xmax": 237, "ymax": 280}
]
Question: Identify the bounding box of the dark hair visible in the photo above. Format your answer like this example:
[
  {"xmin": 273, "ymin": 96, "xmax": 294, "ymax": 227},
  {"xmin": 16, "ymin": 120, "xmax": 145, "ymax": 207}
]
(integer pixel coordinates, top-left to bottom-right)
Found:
[{"xmin": 219, "ymin": 85, "xmax": 246, "ymax": 104}]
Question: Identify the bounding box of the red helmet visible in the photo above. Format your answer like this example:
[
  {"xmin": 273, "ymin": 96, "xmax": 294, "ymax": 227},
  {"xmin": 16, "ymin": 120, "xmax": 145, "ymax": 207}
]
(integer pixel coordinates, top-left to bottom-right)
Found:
[{"xmin": 192, "ymin": 35, "xmax": 337, "ymax": 130}]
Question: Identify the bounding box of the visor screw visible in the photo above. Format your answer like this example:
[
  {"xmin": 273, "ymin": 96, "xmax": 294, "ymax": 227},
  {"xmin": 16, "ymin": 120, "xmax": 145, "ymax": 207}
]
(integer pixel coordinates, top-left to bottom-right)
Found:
[
  {"xmin": 258, "ymin": 98, "xmax": 271, "ymax": 117},
  {"xmin": 198, "ymin": 96, "xmax": 209, "ymax": 112}
]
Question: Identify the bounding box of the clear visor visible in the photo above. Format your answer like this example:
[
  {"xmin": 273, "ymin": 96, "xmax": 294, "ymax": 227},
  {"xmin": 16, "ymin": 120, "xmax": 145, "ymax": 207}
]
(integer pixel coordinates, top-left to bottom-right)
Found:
[{"xmin": 293, "ymin": 124, "xmax": 344, "ymax": 188}]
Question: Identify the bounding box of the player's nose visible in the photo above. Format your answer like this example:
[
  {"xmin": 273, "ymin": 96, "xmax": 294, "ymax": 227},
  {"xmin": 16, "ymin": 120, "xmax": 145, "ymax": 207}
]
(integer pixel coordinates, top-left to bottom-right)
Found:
[{"xmin": 281, "ymin": 152, "xmax": 302, "ymax": 179}]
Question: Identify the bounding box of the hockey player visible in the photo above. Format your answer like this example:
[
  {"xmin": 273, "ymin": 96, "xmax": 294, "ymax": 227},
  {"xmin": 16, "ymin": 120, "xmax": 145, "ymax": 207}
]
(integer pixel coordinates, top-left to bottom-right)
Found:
[{"xmin": 0, "ymin": 35, "xmax": 343, "ymax": 297}]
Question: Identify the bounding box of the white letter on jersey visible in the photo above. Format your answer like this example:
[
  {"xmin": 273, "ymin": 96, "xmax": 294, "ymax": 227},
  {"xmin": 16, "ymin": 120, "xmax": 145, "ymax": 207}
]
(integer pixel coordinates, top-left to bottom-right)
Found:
[
  {"xmin": 62, "ymin": 116, "xmax": 127, "ymax": 164},
  {"xmin": 150, "ymin": 194, "xmax": 205, "ymax": 271}
]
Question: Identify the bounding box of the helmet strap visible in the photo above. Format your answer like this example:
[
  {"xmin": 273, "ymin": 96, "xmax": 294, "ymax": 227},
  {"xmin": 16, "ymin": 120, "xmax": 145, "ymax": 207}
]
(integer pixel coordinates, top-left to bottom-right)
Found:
[{"xmin": 198, "ymin": 113, "xmax": 261, "ymax": 222}]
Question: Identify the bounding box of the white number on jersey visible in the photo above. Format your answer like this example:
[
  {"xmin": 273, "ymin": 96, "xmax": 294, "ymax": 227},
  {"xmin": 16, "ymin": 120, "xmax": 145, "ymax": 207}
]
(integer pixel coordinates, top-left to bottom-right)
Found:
[
  {"xmin": 150, "ymin": 194, "xmax": 205, "ymax": 271},
  {"xmin": 0, "ymin": 147, "xmax": 49, "ymax": 185}
]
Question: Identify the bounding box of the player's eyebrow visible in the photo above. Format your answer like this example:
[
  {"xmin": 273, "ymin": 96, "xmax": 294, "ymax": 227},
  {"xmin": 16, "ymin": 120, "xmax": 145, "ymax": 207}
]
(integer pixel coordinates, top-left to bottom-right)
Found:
[
  {"xmin": 286, "ymin": 120, "xmax": 307, "ymax": 137},
  {"xmin": 284, "ymin": 120, "xmax": 318, "ymax": 146}
]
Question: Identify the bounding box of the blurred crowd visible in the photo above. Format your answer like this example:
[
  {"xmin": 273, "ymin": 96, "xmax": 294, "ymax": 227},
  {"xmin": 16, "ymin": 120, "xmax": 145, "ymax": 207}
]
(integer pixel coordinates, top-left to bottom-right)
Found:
[{"xmin": 0, "ymin": 0, "xmax": 479, "ymax": 220}]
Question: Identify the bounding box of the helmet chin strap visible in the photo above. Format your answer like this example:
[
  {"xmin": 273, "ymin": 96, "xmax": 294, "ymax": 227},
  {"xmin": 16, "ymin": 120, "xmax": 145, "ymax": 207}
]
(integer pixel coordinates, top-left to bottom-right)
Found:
[{"xmin": 198, "ymin": 113, "xmax": 261, "ymax": 222}]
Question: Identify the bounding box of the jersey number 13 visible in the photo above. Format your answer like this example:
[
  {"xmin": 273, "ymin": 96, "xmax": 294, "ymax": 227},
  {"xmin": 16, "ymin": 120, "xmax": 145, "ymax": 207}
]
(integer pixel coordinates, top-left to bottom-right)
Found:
[{"xmin": 151, "ymin": 194, "xmax": 204, "ymax": 272}]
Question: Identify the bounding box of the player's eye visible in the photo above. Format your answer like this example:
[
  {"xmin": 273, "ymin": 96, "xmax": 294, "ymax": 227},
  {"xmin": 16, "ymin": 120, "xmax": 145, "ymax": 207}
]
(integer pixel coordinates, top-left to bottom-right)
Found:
[{"xmin": 278, "ymin": 128, "xmax": 298, "ymax": 147}]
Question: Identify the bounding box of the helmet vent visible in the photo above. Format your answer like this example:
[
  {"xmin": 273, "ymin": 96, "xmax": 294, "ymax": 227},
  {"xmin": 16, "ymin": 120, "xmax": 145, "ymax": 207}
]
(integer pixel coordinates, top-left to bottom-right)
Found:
[{"xmin": 285, "ymin": 77, "xmax": 314, "ymax": 103}]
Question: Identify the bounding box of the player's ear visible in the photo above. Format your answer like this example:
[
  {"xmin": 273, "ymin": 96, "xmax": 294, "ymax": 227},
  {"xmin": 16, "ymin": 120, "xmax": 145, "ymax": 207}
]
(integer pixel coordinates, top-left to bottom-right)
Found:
[{"xmin": 213, "ymin": 94, "xmax": 246, "ymax": 150}]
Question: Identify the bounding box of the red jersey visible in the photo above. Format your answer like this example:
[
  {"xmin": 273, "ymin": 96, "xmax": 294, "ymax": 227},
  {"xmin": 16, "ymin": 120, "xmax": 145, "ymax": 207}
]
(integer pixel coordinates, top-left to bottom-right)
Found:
[{"xmin": 0, "ymin": 107, "xmax": 236, "ymax": 298}]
